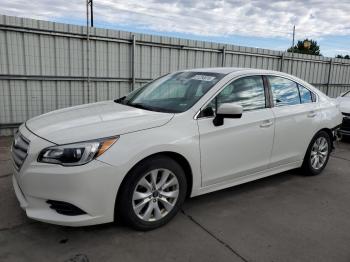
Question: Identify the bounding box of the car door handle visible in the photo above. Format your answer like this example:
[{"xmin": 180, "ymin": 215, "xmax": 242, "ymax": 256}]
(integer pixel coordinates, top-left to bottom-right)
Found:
[
  {"xmin": 260, "ymin": 120, "xmax": 273, "ymax": 128},
  {"xmin": 307, "ymin": 111, "xmax": 317, "ymax": 118}
]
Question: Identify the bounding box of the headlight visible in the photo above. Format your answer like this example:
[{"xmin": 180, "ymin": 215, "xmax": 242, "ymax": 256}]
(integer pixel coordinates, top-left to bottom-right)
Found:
[{"xmin": 38, "ymin": 136, "xmax": 118, "ymax": 166}]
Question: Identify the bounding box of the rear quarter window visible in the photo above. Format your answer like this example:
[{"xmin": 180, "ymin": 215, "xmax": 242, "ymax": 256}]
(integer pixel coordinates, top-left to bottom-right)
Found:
[{"xmin": 298, "ymin": 84, "xmax": 313, "ymax": 103}]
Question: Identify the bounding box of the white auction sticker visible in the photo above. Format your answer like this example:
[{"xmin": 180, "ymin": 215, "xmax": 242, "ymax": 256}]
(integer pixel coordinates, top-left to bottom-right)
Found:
[{"xmin": 191, "ymin": 75, "xmax": 216, "ymax": 81}]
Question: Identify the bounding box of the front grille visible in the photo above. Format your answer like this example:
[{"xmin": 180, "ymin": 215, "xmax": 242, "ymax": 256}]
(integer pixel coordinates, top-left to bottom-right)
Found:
[
  {"xmin": 11, "ymin": 132, "xmax": 30, "ymax": 171},
  {"xmin": 47, "ymin": 200, "xmax": 87, "ymax": 216}
]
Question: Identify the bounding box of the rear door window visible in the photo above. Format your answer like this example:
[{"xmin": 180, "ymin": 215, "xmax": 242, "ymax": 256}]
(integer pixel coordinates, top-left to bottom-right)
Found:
[{"xmin": 268, "ymin": 76, "xmax": 300, "ymax": 106}]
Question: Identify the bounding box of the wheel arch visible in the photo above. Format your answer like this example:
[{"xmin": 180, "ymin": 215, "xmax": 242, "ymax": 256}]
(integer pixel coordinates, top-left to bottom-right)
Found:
[
  {"xmin": 304, "ymin": 127, "xmax": 334, "ymax": 160},
  {"xmin": 320, "ymin": 127, "xmax": 334, "ymax": 139},
  {"xmin": 301, "ymin": 127, "xmax": 334, "ymax": 175},
  {"xmin": 114, "ymin": 151, "xmax": 194, "ymax": 219},
  {"xmin": 318, "ymin": 127, "xmax": 335, "ymax": 149}
]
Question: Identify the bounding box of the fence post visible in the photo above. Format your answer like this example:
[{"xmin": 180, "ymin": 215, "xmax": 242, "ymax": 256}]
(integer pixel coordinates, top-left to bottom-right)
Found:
[
  {"xmin": 131, "ymin": 34, "xmax": 136, "ymax": 92},
  {"xmin": 221, "ymin": 46, "xmax": 226, "ymax": 67},
  {"xmin": 326, "ymin": 58, "xmax": 333, "ymax": 96},
  {"xmin": 280, "ymin": 52, "xmax": 285, "ymax": 72}
]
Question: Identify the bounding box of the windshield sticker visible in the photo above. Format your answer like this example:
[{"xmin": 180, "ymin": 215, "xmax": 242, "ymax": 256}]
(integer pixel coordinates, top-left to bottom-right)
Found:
[{"xmin": 191, "ymin": 75, "xmax": 216, "ymax": 81}]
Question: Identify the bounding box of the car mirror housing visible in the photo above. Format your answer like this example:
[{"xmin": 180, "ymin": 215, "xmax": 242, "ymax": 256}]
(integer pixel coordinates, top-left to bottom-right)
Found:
[{"xmin": 213, "ymin": 103, "xmax": 243, "ymax": 126}]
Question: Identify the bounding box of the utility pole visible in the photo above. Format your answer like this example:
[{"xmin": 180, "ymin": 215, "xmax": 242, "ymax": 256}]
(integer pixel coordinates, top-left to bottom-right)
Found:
[
  {"xmin": 86, "ymin": 0, "xmax": 92, "ymax": 103},
  {"xmin": 131, "ymin": 35, "xmax": 136, "ymax": 92},
  {"xmin": 90, "ymin": 0, "xmax": 94, "ymax": 27},
  {"xmin": 290, "ymin": 25, "xmax": 295, "ymax": 75}
]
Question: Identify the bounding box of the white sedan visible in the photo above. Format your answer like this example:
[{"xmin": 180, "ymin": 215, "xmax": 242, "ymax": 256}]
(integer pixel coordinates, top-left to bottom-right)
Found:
[
  {"xmin": 12, "ymin": 68, "xmax": 342, "ymax": 230},
  {"xmin": 336, "ymin": 91, "xmax": 350, "ymax": 138}
]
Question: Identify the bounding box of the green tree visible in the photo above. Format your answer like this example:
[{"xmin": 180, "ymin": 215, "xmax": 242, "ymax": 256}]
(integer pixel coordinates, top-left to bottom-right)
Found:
[
  {"xmin": 287, "ymin": 39, "xmax": 321, "ymax": 56},
  {"xmin": 336, "ymin": 54, "xmax": 350, "ymax": 59}
]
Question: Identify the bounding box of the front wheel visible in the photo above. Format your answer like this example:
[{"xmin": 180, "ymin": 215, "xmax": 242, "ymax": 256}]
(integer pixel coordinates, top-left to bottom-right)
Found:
[
  {"xmin": 302, "ymin": 131, "xmax": 331, "ymax": 176},
  {"xmin": 117, "ymin": 156, "xmax": 187, "ymax": 230}
]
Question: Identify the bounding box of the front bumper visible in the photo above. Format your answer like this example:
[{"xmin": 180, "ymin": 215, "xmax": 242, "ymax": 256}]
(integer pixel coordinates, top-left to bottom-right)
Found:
[{"xmin": 12, "ymin": 125, "xmax": 124, "ymax": 227}]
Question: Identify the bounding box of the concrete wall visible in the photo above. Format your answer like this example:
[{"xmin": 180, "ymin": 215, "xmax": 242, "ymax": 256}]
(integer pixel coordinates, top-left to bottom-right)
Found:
[{"xmin": 1, "ymin": 14, "xmax": 350, "ymax": 135}]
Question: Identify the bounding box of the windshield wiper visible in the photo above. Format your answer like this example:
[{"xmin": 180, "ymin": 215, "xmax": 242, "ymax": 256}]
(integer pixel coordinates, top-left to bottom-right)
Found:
[
  {"xmin": 115, "ymin": 97, "xmax": 153, "ymax": 111},
  {"xmin": 114, "ymin": 96, "xmax": 126, "ymax": 104},
  {"xmin": 128, "ymin": 103, "xmax": 156, "ymax": 111},
  {"xmin": 114, "ymin": 97, "xmax": 153, "ymax": 111}
]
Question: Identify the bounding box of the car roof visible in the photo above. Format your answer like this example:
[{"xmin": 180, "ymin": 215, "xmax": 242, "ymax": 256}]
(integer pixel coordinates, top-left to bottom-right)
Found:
[
  {"xmin": 183, "ymin": 67, "xmax": 326, "ymax": 98},
  {"xmin": 184, "ymin": 67, "xmax": 284, "ymax": 75},
  {"xmin": 184, "ymin": 67, "xmax": 251, "ymax": 74},
  {"xmin": 184, "ymin": 67, "xmax": 311, "ymax": 85}
]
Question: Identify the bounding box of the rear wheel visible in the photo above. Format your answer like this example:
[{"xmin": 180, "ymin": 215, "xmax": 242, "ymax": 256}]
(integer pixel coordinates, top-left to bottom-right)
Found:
[
  {"xmin": 117, "ymin": 156, "xmax": 187, "ymax": 230},
  {"xmin": 302, "ymin": 131, "xmax": 331, "ymax": 176}
]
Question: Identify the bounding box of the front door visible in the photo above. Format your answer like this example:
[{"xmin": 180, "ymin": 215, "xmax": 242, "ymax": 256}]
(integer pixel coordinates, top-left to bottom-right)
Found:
[{"xmin": 197, "ymin": 75, "xmax": 275, "ymax": 187}]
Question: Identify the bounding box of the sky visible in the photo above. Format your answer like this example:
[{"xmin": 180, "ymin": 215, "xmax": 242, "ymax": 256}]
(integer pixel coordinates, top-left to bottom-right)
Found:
[{"xmin": 1, "ymin": 0, "xmax": 350, "ymax": 57}]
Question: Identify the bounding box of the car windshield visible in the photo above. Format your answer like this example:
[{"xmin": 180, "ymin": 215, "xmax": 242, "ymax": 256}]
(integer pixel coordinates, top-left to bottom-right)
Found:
[{"xmin": 116, "ymin": 71, "xmax": 226, "ymax": 113}]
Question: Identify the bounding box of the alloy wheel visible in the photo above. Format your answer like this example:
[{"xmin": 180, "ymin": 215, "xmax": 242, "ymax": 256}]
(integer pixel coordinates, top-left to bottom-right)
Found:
[
  {"xmin": 132, "ymin": 168, "xmax": 179, "ymax": 222},
  {"xmin": 310, "ymin": 137, "xmax": 329, "ymax": 170}
]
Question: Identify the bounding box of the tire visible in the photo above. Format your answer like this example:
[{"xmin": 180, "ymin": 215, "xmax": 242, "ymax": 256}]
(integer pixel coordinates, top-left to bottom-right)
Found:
[
  {"xmin": 117, "ymin": 155, "xmax": 187, "ymax": 231},
  {"xmin": 301, "ymin": 131, "xmax": 331, "ymax": 176}
]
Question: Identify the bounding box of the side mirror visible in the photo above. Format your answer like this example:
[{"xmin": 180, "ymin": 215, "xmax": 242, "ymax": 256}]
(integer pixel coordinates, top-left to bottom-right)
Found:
[{"xmin": 213, "ymin": 103, "xmax": 243, "ymax": 126}]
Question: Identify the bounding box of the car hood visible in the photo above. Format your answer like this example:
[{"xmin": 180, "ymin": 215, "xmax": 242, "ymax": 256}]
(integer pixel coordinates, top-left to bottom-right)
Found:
[
  {"xmin": 26, "ymin": 101, "xmax": 174, "ymax": 144},
  {"xmin": 338, "ymin": 98, "xmax": 350, "ymax": 114}
]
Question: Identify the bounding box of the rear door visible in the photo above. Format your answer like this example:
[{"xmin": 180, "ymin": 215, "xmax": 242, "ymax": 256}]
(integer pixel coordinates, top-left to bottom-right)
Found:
[{"xmin": 267, "ymin": 75, "xmax": 318, "ymax": 168}]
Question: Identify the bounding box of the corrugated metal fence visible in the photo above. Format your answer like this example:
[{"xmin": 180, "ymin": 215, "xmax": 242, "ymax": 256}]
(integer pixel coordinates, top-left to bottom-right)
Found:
[{"xmin": 1, "ymin": 14, "xmax": 350, "ymax": 135}]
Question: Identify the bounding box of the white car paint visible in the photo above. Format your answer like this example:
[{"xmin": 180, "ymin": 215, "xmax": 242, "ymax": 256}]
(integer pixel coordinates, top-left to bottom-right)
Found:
[
  {"xmin": 336, "ymin": 90, "xmax": 350, "ymax": 136},
  {"xmin": 12, "ymin": 68, "xmax": 342, "ymax": 226},
  {"xmin": 336, "ymin": 91, "xmax": 350, "ymax": 114},
  {"xmin": 26, "ymin": 101, "xmax": 174, "ymax": 144},
  {"xmin": 198, "ymin": 107, "xmax": 275, "ymax": 186}
]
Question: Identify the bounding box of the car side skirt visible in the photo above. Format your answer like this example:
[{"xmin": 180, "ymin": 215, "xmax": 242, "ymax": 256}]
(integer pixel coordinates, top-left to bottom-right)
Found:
[{"xmin": 191, "ymin": 160, "xmax": 302, "ymax": 197}]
